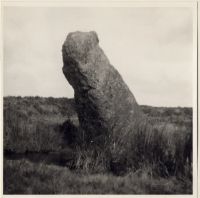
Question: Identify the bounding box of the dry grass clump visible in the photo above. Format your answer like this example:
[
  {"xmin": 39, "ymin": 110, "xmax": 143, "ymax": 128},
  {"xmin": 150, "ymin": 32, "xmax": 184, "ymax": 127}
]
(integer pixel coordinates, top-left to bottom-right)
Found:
[{"xmin": 72, "ymin": 116, "xmax": 192, "ymax": 178}]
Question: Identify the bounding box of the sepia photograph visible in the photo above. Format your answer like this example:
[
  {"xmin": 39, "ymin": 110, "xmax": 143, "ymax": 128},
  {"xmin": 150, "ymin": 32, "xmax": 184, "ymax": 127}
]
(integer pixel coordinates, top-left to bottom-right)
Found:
[{"xmin": 1, "ymin": 0, "xmax": 198, "ymax": 196}]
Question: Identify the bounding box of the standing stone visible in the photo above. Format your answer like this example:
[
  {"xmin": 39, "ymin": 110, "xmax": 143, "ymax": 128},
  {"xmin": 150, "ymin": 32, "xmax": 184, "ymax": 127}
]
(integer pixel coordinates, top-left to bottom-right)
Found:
[{"xmin": 62, "ymin": 31, "xmax": 143, "ymax": 145}]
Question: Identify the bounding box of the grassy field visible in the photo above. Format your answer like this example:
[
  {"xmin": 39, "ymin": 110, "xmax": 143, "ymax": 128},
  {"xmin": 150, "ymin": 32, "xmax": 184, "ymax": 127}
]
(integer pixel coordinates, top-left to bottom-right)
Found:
[
  {"xmin": 3, "ymin": 96, "xmax": 193, "ymax": 194},
  {"xmin": 4, "ymin": 159, "xmax": 192, "ymax": 194}
]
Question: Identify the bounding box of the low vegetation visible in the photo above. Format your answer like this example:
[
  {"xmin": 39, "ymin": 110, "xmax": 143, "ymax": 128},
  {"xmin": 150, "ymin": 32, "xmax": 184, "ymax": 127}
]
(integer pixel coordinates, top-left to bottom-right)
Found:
[
  {"xmin": 4, "ymin": 159, "xmax": 192, "ymax": 194},
  {"xmin": 4, "ymin": 96, "xmax": 77, "ymax": 153},
  {"xmin": 3, "ymin": 96, "xmax": 193, "ymax": 194}
]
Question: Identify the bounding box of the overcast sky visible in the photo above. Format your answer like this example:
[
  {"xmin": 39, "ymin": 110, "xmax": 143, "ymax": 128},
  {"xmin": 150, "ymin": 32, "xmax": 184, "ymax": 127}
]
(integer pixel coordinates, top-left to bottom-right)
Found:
[{"xmin": 3, "ymin": 6, "xmax": 194, "ymax": 107}]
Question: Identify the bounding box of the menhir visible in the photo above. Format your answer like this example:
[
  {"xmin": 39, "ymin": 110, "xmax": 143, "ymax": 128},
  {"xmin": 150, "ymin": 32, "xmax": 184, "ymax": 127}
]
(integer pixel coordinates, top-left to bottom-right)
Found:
[{"xmin": 62, "ymin": 31, "xmax": 143, "ymax": 145}]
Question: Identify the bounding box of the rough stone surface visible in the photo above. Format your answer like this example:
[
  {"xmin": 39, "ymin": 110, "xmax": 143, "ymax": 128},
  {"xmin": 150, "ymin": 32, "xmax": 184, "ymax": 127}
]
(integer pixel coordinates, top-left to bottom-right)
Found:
[{"xmin": 62, "ymin": 31, "xmax": 143, "ymax": 144}]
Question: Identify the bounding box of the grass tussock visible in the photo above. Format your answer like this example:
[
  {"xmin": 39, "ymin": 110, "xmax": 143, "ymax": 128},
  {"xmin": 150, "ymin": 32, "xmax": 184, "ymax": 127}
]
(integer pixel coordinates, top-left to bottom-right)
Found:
[{"xmin": 67, "ymin": 117, "xmax": 192, "ymax": 179}]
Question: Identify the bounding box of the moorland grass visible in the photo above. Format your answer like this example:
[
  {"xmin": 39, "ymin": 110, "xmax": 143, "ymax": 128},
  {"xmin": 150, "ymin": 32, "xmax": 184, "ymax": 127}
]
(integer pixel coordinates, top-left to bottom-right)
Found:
[
  {"xmin": 3, "ymin": 96, "xmax": 193, "ymax": 194},
  {"xmin": 4, "ymin": 159, "xmax": 192, "ymax": 194}
]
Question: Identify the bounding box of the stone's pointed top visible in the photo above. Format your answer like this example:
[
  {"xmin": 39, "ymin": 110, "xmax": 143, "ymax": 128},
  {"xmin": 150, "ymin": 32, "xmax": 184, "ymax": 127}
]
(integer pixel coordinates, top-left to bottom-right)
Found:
[
  {"xmin": 63, "ymin": 31, "xmax": 99, "ymax": 60},
  {"xmin": 66, "ymin": 31, "xmax": 99, "ymax": 44}
]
